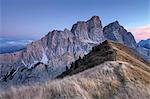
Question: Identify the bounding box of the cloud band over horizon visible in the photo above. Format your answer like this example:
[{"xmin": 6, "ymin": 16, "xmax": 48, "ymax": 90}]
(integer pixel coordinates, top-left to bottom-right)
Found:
[{"xmin": 128, "ymin": 25, "xmax": 150, "ymax": 42}]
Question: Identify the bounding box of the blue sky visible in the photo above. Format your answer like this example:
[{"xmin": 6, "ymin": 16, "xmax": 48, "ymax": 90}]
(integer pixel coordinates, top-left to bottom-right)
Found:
[{"xmin": 0, "ymin": 0, "xmax": 150, "ymax": 40}]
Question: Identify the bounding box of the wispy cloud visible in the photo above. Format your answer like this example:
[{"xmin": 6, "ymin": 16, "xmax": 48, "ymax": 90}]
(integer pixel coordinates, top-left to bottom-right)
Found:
[
  {"xmin": 0, "ymin": 38, "xmax": 33, "ymax": 47},
  {"xmin": 128, "ymin": 25, "xmax": 150, "ymax": 41}
]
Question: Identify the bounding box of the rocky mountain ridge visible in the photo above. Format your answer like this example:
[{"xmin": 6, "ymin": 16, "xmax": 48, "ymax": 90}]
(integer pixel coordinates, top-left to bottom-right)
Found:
[
  {"xmin": 58, "ymin": 40, "xmax": 150, "ymax": 78},
  {"xmin": 138, "ymin": 38, "xmax": 150, "ymax": 49}
]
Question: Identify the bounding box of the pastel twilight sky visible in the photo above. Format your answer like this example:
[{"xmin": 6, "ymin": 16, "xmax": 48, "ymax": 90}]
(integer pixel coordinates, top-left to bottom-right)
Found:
[{"xmin": 0, "ymin": 0, "xmax": 150, "ymax": 42}]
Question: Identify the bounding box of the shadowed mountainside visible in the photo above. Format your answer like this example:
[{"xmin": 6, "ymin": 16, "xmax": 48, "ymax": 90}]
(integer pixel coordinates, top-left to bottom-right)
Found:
[{"xmin": 138, "ymin": 38, "xmax": 150, "ymax": 49}]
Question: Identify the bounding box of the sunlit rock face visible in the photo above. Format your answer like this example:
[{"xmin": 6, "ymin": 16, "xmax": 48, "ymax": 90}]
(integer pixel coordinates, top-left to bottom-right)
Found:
[
  {"xmin": 0, "ymin": 16, "xmax": 104, "ymax": 87},
  {"xmin": 71, "ymin": 16, "xmax": 104, "ymax": 42}
]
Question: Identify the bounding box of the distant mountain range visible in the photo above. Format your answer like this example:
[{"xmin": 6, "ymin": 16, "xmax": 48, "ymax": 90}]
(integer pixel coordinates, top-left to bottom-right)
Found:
[
  {"xmin": 0, "ymin": 16, "xmax": 150, "ymax": 98},
  {"xmin": 0, "ymin": 38, "xmax": 32, "ymax": 54},
  {"xmin": 138, "ymin": 38, "xmax": 150, "ymax": 49}
]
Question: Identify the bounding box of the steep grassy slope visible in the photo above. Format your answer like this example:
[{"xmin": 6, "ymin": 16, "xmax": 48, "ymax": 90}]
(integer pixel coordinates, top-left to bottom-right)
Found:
[
  {"xmin": 58, "ymin": 40, "xmax": 150, "ymax": 78},
  {"xmin": 110, "ymin": 40, "xmax": 150, "ymax": 72},
  {"xmin": 0, "ymin": 61, "xmax": 150, "ymax": 99}
]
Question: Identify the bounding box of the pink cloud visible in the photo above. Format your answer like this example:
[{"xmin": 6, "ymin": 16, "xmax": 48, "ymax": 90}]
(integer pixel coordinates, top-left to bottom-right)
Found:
[{"xmin": 128, "ymin": 25, "xmax": 150, "ymax": 41}]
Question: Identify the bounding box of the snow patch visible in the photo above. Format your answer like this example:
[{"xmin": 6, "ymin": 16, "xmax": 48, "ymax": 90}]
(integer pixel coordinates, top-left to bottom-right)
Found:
[
  {"xmin": 113, "ymin": 30, "xmax": 124, "ymax": 43},
  {"xmin": 41, "ymin": 47, "xmax": 48, "ymax": 64},
  {"xmin": 22, "ymin": 60, "xmax": 39, "ymax": 69},
  {"xmin": 28, "ymin": 61, "xmax": 38, "ymax": 69},
  {"xmin": 82, "ymin": 39, "xmax": 99, "ymax": 44},
  {"xmin": 21, "ymin": 60, "xmax": 27, "ymax": 67},
  {"xmin": 21, "ymin": 60, "xmax": 28, "ymax": 67}
]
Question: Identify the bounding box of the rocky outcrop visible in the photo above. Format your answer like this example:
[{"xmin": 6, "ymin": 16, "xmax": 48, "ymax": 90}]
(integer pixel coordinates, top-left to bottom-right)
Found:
[
  {"xmin": 103, "ymin": 22, "xmax": 150, "ymax": 60},
  {"xmin": 103, "ymin": 21, "xmax": 137, "ymax": 48},
  {"xmin": 71, "ymin": 16, "xmax": 104, "ymax": 42}
]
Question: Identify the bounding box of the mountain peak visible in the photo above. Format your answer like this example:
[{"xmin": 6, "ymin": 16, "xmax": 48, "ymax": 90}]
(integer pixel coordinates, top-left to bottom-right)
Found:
[
  {"xmin": 107, "ymin": 20, "xmax": 120, "ymax": 28},
  {"xmin": 64, "ymin": 28, "xmax": 70, "ymax": 32},
  {"xmin": 87, "ymin": 16, "xmax": 102, "ymax": 28},
  {"xmin": 103, "ymin": 20, "xmax": 136, "ymax": 48},
  {"xmin": 70, "ymin": 16, "xmax": 104, "ymax": 42},
  {"xmin": 90, "ymin": 16, "xmax": 100, "ymax": 21},
  {"xmin": 113, "ymin": 20, "xmax": 119, "ymax": 24}
]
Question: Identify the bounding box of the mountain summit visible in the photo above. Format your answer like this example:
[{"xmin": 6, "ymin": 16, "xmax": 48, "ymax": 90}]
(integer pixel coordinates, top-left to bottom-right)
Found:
[{"xmin": 103, "ymin": 21, "xmax": 136, "ymax": 48}]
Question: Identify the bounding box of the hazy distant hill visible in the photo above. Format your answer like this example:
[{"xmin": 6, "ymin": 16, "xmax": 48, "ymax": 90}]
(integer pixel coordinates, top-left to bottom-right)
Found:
[
  {"xmin": 0, "ymin": 38, "xmax": 32, "ymax": 54},
  {"xmin": 138, "ymin": 38, "xmax": 150, "ymax": 49}
]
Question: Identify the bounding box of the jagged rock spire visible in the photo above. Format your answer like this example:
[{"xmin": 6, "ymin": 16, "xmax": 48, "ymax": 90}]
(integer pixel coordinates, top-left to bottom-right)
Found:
[{"xmin": 103, "ymin": 21, "xmax": 136, "ymax": 48}]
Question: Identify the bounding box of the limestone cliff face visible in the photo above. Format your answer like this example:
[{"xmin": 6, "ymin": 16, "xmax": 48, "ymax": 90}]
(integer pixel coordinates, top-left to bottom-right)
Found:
[
  {"xmin": 102, "ymin": 21, "xmax": 150, "ymax": 59},
  {"xmin": 0, "ymin": 16, "xmax": 104, "ymax": 87},
  {"xmin": 71, "ymin": 16, "xmax": 104, "ymax": 42},
  {"xmin": 103, "ymin": 21, "xmax": 137, "ymax": 48}
]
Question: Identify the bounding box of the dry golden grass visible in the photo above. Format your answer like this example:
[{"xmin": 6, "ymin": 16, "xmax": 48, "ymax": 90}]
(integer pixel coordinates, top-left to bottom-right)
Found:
[
  {"xmin": 1, "ymin": 61, "xmax": 150, "ymax": 99},
  {"xmin": 108, "ymin": 40, "xmax": 150, "ymax": 73},
  {"xmin": 58, "ymin": 40, "xmax": 150, "ymax": 79},
  {"xmin": 123, "ymin": 64, "xmax": 150, "ymax": 85}
]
